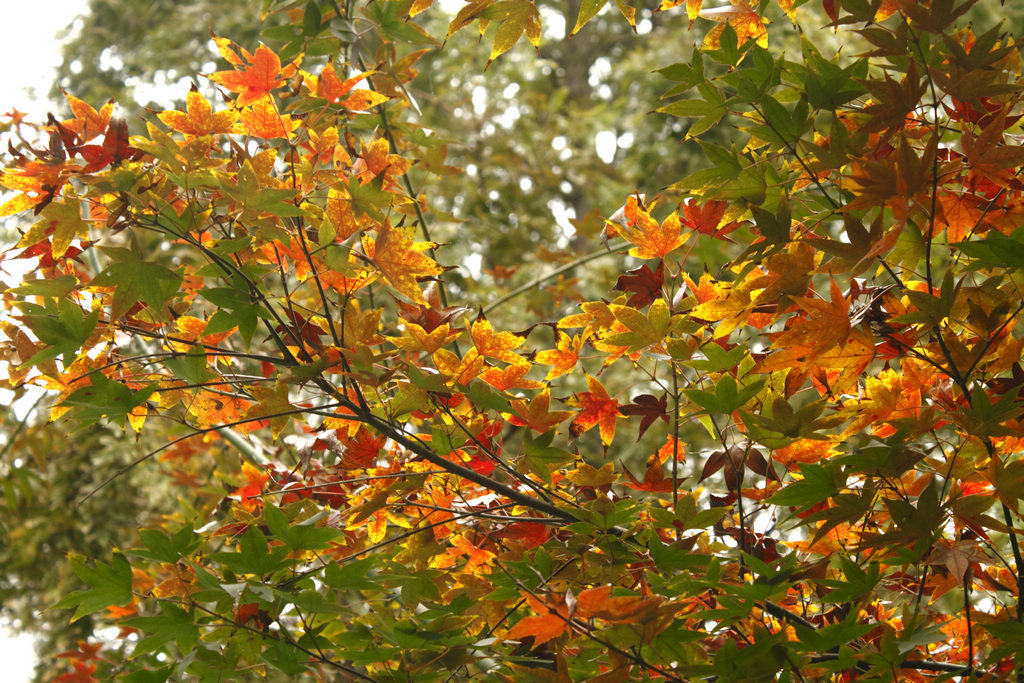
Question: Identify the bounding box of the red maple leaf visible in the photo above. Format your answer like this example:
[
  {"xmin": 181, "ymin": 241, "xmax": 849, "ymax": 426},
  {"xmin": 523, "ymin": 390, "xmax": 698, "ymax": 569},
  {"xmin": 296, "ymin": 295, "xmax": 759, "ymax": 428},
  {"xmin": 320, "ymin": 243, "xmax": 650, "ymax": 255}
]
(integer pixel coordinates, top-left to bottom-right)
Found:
[
  {"xmin": 680, "ymin": 198, "xmax": 740, "ymax": 240},
  {"xmin": 614, "ymin": 261, "xmax": 665, "ymax": 308},
  {"xmin": 618, "ymin": 393, "xmax": 669, "ymax": 440}
]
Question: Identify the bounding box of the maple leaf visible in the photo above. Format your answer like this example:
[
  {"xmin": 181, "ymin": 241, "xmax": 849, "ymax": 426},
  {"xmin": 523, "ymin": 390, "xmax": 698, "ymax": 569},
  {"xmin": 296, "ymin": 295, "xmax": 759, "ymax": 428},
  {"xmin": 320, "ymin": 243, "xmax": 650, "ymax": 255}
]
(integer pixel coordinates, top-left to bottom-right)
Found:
[
  {"xmin": 60, "ymin": 93, "xmax": 114, "ymax": 141},
  {"xmin": 480, "ymin": 358, "xmax": 543, "ymax": 391},
  {"xmin": 229, "ymin": 461, "xmax": 270, "ymax": 511},
  {"xmin": 396, "ymin": 291, "xmax": 470, "ymax": 332},
  {"xmin": 353, "ymin": 137, "xmax": 412, "ymax": 188},
  {"xmin": 559, "ymin": 300, "xmax": 616, "ymax": 339},
  {"xmin": 157, "ymin": 85, "xmax": 238, "ymax": 136},
  {"xmin": 390, "ymin": 320, "xmax": 456, "ymax": 354},
  {"xmin": 55, "ymin": 641, "xmax": 103, "ymax": 663},
  {"xmin": 0, "ymin": 158, "xmax": 74, "ymax": 215},
  {"xmin": 487, "ymin": 0, "xmax": 542, "ymax": 65},
  {"xmin": 505, "ymin": 613, "xmax": 567, "ymax": 648},
  {"xmin": 311, "ymin": 63, "xmax": 390, "ymax": 110},
  {"xmin": 325, "ymin": 186, "xmax": 360, "ymax": 241},
  {"xmin": 605, "ymin": 298, "xmax": 671, "ymax": 351},
  {"xmin": 470, "ymin": 316, "xmax": 525, "ymax": 362},
  {"xmin": 657, "ymin": 0, "xmax": 703, "ymax": 25},
  {"xmin": 53, "ymin": 660, "xmax": 97, "ymax": 683},
  {"xmin": 150, "ymin": 562, "xmax": 198, "ymax": 599},
  {"xmin": 341, "ymin": 428, "xmax": 387, "ymax": 469},
  {"xmin": 689, "ymin": 276, "xmax": 759, "ymax": 339},
  {"xmin": 535, "ymin": 332, "xmax": 581, "ymax": 380},
  {"xmin": 241, "ymin": 383, "xmax": 294, "ymax": 438},
  {"xmin": 613, "ymin": 261, "xmax": 664, "ymax": 308},
  {"xmin": 938, "ymin": 191, "xmax": 985, "ymax": 244},
  {"xmin": 770, "ymin": 279, "xmax": 851, "ymax": 363},
  {"xmin": 187, "ymin": 390, "xmax": 251, "ymax": 428},
  {"xmin": 617, "ymin": 196, "xmax": 688, "ymax": 259},
  {"xmin": 434, "ymin": 347, "xmax": 486, "ymax": 386},
  {"xmin": 507, "ymin": 389, "xmax": 574, "ymax": 432},
  {"xmin": 209, "ymin": 43, "xmax": 292, "ymax": 107},
  {"xmin": 622, "ymin": 457, "xmax": 675, "ymax": 492},
  {"xmin": 680, "ymin": 198, "xmax": 739, "ymax": 239},
  {"xmin": 90, "ymin": 246, "xmax": 183, "ymax": 321},
  {"xmin": 69, "ymin": 107, "xmax": 142, "ymax": 173},
  {"xmin": 569, "ymin": 375, "xmax": 620, "ymax": 446},
  {"xmin": 431, "ymin": 532, "xmax": 496, "ymax": 573},
  {"xmin": 619, "ymin": 393, "xmax": 669, "ymax": 440},
  {"xmin": 238, "ymin": 99, "xmax": 300, "ymax": 140},
  {"xmin": 300, "ymin": 125, "xmax": 340, "ymax": 166},
  {"xmin": 362, "ymin": 223, "xmax": 443, "ymax": 305},
  {"xmin": 16, "ymin": 194, "xmax": 90, "ymax": 259}
]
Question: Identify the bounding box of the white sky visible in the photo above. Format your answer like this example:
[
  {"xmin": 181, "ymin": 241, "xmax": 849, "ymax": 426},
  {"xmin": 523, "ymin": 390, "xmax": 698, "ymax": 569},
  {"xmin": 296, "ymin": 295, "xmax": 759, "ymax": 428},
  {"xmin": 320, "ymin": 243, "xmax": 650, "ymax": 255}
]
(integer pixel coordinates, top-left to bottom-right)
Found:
[{"xmin": 2, "ymin": 4, "xmax": 88, "ymax": 680}]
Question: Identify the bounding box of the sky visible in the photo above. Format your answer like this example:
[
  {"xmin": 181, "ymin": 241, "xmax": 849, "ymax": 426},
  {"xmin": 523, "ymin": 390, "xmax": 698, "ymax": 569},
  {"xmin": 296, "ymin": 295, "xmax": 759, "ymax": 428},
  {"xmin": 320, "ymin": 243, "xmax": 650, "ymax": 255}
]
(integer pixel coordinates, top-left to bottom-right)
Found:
[
  {"xmin": 3, "ymin": 2, "xmax": 86, "ymax": 119},
  {"xmin": 2, "ymin": 3, "xmax": 89, "ymax": 680}
]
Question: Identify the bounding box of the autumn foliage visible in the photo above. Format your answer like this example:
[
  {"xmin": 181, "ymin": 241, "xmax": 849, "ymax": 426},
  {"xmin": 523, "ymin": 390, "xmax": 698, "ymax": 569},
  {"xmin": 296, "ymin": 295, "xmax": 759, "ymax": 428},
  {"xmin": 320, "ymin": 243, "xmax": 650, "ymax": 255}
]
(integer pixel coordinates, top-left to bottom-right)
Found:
[{"xmin": 5, "ymin": 0, "xmax": 1024, "ymax": 680}]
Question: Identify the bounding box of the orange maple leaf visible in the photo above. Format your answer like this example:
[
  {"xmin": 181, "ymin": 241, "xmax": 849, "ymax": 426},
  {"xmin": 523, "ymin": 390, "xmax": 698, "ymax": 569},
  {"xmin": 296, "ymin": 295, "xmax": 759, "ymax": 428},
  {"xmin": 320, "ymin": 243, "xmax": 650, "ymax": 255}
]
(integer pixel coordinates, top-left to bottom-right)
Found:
[
  {"xmin": 569, "ymin": 375, "xmax": 620, "ymax": 446},
  {"xmin": 771, "ymin": 279, "xmax": 851, "ymax": 361},
  {"xmin": 312, "ymin": 63, "xmax": 390, "ymax": 110},
  {"xmin": 55, "ymin": 640, "xmax": 103, "ymax": 663},
  {"xmin": 363, "ymin": 223, "xmax": 443, "ymax": 305},
  {"xmin": 238, "ymin": 99, "xmax": 300, "ymax": 140},
  {"xmin": 209, "ymin": 43, "xmax": 293, "ymax": 107},
  {"xmin": 480, "ymin": 359, "xmax": 543, "ymax": 391},
  {"xmin": 623, "ymin": 458, "xmax": 675, "ymax": 492},
  {"xmin": 325, "ymin": 187, "xmax": 360, "ymax": 241},
  {"xmin": 61, "ymin": 93, "xmax": 114, "ymax": 141},
  {"xmin": 681, "ymin": 198, "xmax": 739, "ymax": 239},
  {"xmin": 431, "ymin": 532, "xmax": 496, "ymax": 573},
  {"xmin": 187, "ymin": 390, "xmax": 251, "ymax": 427},
  {"xmin": 507, "ymin": 389, "xmax": 574, "ymax": 432},
  {"xmin": 535, "ymin": 332, "xmax": 581, "ymax": 380},
  {"xmin": 471, "ymin": 317, "xmax": 525, "ymax": 362},
  {"xmin": 354, "ymin": 137, "xmax": 412, "ymax": 188},
  {"xmin": 433, "ymin": 347, "xmax": 486, "ymax": 386},
  {"xmin": 157, "ymin": 86, "xmax": 238, "ymax": 136},
  {"xmin": 618, "ymin": 196, "xmax": 688, "ymax": 259},
  {"xmin": 938, "ymin": 190, "xmax": 985, "ymax": 244},
  {"xmin": 505, "ymin": 613, "xmax": 567, "ymax": 648},
  {"xmin": 230, "ymin": 461, "xmax": 270, "ymax": 511},
  {"xmin": 151, "ymin": 562, "xmax": 198, "ymax": 599}
]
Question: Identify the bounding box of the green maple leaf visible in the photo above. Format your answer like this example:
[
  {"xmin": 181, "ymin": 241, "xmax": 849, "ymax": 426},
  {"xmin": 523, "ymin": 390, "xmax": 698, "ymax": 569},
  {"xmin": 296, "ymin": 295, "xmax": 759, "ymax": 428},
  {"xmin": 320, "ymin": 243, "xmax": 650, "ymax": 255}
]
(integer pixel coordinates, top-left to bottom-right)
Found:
[
  {"xmin": 91, "ymin": 247, "xmax": 183, "ymax": 321},
  {"xmin": 53, "ymin": 553, "xmax": 133, "ymax": 622},
  {"xmin": 60, "ymin": 372, "xmax": 159, "ymax": 427},
  {"xmin": 123, "ymin": 603, "xmax": 199, "ymax": 657}
]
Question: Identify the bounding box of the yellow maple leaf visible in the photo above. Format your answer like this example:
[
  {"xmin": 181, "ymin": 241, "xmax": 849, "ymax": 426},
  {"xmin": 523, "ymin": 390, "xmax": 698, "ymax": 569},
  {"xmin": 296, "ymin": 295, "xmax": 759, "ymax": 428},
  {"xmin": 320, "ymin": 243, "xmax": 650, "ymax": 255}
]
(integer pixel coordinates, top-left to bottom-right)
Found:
[
  {"xmin": 157, "ymin": 87, "xmax": 238, "ymax": 136},
  {"xmin": 471, "ymin": 317, "xmax": 524, "ymax": 362},
  {"xmin": 363, "ymin": 223, "xmax": 442, "ymax": 305}
]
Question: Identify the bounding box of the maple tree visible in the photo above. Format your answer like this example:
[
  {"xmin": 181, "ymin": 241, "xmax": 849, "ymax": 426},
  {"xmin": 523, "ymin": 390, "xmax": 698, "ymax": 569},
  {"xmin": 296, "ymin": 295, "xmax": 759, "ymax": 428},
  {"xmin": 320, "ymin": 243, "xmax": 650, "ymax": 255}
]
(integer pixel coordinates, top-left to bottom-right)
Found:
[{"xmin": 5, "ymin": 0, "xmax": 1024, "ymax": 680}]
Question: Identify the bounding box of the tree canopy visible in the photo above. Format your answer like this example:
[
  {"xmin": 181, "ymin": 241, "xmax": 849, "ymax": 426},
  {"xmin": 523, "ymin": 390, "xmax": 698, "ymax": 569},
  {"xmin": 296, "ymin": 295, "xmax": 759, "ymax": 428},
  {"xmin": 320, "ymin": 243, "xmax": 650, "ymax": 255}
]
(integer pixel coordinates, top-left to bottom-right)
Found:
[{"xmin": 5, "ymin": 0, "xmax": 1024, "ymax": 680}]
